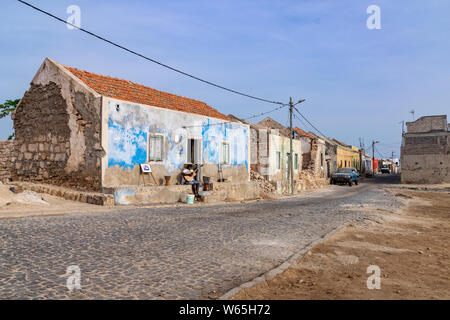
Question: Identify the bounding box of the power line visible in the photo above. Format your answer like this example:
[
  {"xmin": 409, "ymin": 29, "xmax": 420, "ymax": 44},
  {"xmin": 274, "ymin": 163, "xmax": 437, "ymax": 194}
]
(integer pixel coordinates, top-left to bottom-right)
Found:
[
  {"xmin": 375, "ymin": 146, "xmax": 386, "ymax": 159},
  {"xmin": 17, "ymin": 0, "xmax": 283, "ymax": 106},
  {"xmin": 293, "ymin": 106, "xmax": 327, "ymax": 138},
  {"xmin": 182, "ymin": 103, "xmax": 288, "ymax": 128},
  {"xmin": 292, "ymin": 112, "xmax": 309, "ymax": 129}
]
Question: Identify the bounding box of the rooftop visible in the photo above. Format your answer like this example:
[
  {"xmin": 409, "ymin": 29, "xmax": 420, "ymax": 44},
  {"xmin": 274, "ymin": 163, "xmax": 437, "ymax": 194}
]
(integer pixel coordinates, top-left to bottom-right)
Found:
[
  {"xmin": 293, "ymin": 127, "xmax": 314, "ymax": 139},
  {"xmin": 63, "ymin": 65, "xmax": 230, "ymax": 121}
]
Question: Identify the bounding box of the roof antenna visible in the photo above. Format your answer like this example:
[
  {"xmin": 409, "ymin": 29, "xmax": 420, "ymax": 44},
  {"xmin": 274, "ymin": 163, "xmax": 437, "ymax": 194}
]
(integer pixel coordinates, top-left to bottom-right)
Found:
[{"xmin": 409, "ymin": 110, "xmax": 415, "ymax": 120}]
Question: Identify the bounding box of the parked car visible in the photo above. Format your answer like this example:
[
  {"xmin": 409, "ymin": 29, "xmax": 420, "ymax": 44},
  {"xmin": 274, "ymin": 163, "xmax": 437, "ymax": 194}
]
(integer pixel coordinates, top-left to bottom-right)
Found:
[{"xmin": 330, "ymin": 167, "xmax": 360, "ymax": 186}]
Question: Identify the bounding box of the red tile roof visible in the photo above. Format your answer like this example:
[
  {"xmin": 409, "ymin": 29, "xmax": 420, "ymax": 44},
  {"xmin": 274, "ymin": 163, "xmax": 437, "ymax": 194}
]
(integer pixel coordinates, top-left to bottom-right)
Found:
[
  {"xmin": 63, "ymin": 65, "xmax": 230, "ymax": 121},
  {"xmin": 294, "ymin": 127, "xmax": 313, "ymax": 139}
]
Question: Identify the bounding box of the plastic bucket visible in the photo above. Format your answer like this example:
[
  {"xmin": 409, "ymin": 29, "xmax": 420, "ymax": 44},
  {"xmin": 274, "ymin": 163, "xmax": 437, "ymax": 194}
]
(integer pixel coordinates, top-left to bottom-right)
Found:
[{"xmin": 186, "ymin": 194, "xmax": 195, "ymax": 204}]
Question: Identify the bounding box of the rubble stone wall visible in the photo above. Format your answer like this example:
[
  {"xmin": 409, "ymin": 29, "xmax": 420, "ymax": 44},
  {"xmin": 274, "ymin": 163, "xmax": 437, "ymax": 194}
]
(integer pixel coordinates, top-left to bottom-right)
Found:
[
  {"xmin": 11, "ymin": 59, "xmax": 103, "ymax": 191},
  {"xmin": 0, "ymin": 140, "xmax": 15, "ymax": 183},
  {"xmin": 406, "ymin": 115, "xmax": 447, "ymax": 133}
]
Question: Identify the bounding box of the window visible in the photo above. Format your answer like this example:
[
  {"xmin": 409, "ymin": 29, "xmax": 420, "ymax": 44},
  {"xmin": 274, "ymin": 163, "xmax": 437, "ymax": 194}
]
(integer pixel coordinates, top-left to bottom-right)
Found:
[
  {"xmin": 294, "ymin": 153, "xmax": 299, "ymax": 170},
  {"xmin": 276, "ymin": 151, "xmax": 281, "ymax": 169},
  {"xmin": 148, "ymin": 134, "xmax": 164, "ymax": 161},
  {"xmin": 221, "ymin": 142, "xmax": 230, "ymax": 164}
]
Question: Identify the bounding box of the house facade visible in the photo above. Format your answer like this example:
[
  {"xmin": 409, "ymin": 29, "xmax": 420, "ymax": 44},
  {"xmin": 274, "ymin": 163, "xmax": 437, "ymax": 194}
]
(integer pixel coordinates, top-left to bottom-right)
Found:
[
  {"xmin": 231, "ymin": 116, "xmax": 303, "ymax": 192},
  {"xmin": 12, "ymin": 58, "xmax": 250, "ymax": 190},
  {"xmin": 351, "ymin": 146, "xmax": 361, "ymax": 171},
  {"xmin": 293, "ymin": 127, "xmax": 313, "ymax": 169},
  {"xmin": 401, "ymin": 115, "xmax": 450, "ymax": 184},
  {"xmin": 334, "ymin": 140, "xmax": 354, "ymax": 169}
]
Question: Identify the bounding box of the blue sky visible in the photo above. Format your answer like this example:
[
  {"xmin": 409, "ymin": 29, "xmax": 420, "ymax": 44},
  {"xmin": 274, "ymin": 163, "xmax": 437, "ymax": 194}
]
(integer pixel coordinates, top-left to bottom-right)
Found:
[{"xmin": 1, "ymin": 0, "xmax": 449, "ymax": 159}]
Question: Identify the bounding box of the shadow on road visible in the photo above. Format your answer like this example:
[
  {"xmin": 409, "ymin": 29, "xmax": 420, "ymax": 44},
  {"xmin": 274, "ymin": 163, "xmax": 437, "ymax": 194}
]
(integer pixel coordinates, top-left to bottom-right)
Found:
[{"xmin": 362, "ymin": 174, "xmax": 401, "ymax": 185}]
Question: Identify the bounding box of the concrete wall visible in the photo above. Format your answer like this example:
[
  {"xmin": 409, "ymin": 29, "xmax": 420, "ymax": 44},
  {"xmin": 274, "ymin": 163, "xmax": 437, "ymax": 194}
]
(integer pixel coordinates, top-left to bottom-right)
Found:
[
  {"xmin": 102, "ymin": 97, "xmax": 250, "ymax": 187},
  {"xmin": 12, "ymin": 58, "xmax": 103, "ymax": 190}
]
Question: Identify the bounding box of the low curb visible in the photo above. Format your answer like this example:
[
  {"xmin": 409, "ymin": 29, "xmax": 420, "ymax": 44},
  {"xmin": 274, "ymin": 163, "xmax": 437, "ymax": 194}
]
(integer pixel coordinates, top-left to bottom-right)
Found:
[
  {"xmin": 9, "ymin": 182, "xmax": 115, "ymax": 206},
  {"xmin": 218, "ymin": 222, "xmax": 350, "ymax": 300}
]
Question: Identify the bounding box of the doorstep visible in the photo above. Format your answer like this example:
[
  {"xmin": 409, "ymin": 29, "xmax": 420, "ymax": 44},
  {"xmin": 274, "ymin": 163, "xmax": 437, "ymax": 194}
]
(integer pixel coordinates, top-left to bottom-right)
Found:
[{"xmin": 103, "ymin": 181, "xmax": 261, "ymax": 206}]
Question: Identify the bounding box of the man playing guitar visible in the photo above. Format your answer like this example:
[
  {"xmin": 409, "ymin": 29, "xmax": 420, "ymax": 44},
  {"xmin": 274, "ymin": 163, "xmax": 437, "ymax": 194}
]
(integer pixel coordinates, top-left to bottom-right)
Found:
[{"xmin": 182, "ymin": 164, "xmax": 201, "ymax": 197}]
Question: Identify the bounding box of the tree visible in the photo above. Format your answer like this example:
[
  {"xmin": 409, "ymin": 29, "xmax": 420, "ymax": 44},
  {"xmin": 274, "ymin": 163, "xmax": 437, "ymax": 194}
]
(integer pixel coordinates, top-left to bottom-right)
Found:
[{"xmin": 0, "ymin": 99, "xmax": 20, "ymax": 140}]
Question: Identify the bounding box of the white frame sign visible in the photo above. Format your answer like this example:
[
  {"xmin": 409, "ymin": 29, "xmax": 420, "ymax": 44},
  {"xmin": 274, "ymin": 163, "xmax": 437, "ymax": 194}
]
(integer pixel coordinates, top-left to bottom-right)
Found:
[{"xmin": 140, "ymin": 163, "xmax": 152, "ymax": 173}]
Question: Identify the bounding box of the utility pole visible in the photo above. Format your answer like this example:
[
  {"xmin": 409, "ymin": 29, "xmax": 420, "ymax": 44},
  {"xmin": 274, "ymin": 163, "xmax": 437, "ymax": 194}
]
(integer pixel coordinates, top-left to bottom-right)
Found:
[
  {"xmin": 288, "ymin": 98, "xmax": 306, "ymax": 194},
  {"xmin": 289, "ymin": 97, "xmax": 294, "ymax": 195},
  {"xmin": 372, "ymin": 140, "xmax": 379, "ymax": 175}
]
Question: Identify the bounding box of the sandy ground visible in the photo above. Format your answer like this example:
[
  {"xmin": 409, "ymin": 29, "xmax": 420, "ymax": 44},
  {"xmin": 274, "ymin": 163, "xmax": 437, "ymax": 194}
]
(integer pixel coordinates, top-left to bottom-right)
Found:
[{"xmin": 232, "ymin": 188, "xmax": 450, "ymax": 299}]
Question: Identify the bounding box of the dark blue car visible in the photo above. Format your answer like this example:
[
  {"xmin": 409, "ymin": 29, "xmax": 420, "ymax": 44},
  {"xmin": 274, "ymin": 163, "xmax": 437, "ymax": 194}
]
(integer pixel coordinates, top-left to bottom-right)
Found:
[{"xmin": 330, "ymin": 167, "xmax": 360, "ymax": 186}]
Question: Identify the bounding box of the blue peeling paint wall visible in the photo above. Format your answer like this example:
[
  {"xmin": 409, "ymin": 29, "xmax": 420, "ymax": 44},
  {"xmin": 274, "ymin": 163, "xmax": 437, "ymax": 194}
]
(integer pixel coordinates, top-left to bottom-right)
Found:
[
  {"xmin": 104, "ymin": 98, "xmax": 249, "ymax": 185},
  {"xmin": 107, "ymin": 119, "xmax": 147, "ymax": 170}
]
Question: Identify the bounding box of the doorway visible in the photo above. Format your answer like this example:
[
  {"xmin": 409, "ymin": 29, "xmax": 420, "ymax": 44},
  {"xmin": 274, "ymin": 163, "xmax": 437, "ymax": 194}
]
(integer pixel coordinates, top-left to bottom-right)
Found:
[{"xmin": 187, "ymin": 138, "xmax": 202, "ymax": 164}]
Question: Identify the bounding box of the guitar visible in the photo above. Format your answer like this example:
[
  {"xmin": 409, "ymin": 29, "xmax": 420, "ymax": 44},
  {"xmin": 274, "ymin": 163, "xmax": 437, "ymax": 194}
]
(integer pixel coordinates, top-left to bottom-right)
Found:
[{"xmin": 183, "ymin": 170, "xmax": 196, "ymax": 182}]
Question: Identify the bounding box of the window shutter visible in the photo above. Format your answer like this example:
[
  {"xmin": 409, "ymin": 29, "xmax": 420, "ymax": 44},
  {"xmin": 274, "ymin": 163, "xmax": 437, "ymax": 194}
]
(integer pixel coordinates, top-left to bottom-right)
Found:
[
  {"xmin": 194, "ymin": 139, "xmax": 202, "ymax": 164},
  {"xmin": 187, "ymin": 139, "xmax": 192, "ymax": 163},
  {"xmin": 149, "ymin": 135, "xmax": 163, "ymax": 161}
]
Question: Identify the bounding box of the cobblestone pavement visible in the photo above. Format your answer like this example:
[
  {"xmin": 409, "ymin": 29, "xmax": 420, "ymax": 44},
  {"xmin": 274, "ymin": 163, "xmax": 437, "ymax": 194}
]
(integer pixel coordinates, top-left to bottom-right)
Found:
[{"xmin": 0, "ymin": 180, "xmax": 401, "ymax": 299}]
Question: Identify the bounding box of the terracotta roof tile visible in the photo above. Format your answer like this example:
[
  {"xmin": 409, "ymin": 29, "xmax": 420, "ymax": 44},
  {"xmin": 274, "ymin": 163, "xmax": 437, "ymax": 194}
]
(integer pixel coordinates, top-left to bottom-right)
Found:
[
  {"xmin": 294, "ymin": 127, "xmax": 313, "ymax": 139},
  {"xmin": 63, "ymin": 65, "xmax": 230, "ymax": 121}
]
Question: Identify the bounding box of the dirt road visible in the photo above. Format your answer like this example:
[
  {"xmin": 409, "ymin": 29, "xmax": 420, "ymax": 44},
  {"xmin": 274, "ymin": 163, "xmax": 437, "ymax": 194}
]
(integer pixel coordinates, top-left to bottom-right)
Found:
[{"xmin": 233, "ymin": 188, "xmax": 450, "ymax": 299}]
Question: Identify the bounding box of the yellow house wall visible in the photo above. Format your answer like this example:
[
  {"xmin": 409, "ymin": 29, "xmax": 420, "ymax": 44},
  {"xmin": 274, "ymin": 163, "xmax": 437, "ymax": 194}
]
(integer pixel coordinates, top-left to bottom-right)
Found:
[
  {"xmin": 337, "ymin": 147, "xmax": 354, "ymax": 168},
  {"xmin": 351, "ymin": 146, "xmax": 361, "ymax": 171}
]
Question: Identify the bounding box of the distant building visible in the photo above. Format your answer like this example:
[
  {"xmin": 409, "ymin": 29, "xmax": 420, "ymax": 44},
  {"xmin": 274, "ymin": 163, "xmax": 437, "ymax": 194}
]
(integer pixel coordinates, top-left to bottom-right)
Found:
[
  {"xmin": 360, "ymin": 150, "xmax": 373, "ymax": 176},
  {"xmin": 401, "ymin": 115, "xmax": 450, "ymax": 184},
  {"xmin": 293, "ymin": 127, "xmax": 313, "ymax": 169},
  {"xmin": 229, "ymin": 116, "xmax": 303, "ymax": 193}
]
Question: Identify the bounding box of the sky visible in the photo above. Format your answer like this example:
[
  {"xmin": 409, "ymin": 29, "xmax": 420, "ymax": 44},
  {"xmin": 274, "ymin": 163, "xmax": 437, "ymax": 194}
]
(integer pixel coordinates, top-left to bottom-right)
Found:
[{"xmin": 1, "ymin": 0, "xmax": 449, "ymax": 159}]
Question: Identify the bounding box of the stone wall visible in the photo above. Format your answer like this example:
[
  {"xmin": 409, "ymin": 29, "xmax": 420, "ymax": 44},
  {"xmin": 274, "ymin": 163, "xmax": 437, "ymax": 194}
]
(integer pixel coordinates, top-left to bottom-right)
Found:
[
  {"xmin": 0, "ymin": 140, "xmax": 15, "ymax": 183},
  {"xmin": 401, "ymin": 132, "xmax": 450, "ymax": 184},
  {"xmin": 406, "ymin": 115, "xmax": 448, "ymax": 133},
  {"xmin": 11, "ymin": 58, "xmax": 103, "ymax": 191},
  {"xmin": 308, "ymin": 139, "xmax": 326, "ymax": 177}
]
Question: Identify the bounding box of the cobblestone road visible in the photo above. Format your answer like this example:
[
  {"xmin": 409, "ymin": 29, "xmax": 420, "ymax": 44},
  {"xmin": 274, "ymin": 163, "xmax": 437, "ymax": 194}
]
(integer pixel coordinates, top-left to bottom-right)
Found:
[{"xmin": 0, "ymin": 181, "xmax": 401, "ymax": 299}]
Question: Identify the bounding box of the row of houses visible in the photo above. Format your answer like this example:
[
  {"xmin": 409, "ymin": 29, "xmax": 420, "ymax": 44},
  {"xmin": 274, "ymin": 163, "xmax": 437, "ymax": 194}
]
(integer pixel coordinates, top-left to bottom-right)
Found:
[{"xmin": 1, "ymin": 58, "xmax": 387, "ymax": 199}]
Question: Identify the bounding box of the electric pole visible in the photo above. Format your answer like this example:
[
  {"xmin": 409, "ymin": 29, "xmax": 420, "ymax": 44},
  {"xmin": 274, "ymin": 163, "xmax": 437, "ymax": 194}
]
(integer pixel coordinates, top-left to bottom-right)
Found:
[
  {"xmin": 288, "ymin": 98, "xmax": 306, "ymax": 194},
  {"xmin": 372, "ymin": 140, "xmax": 379, "ymax": 175},
  {"xmin": 289, "ymin": 97, "xmax": 294, "ymax": 195}
]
